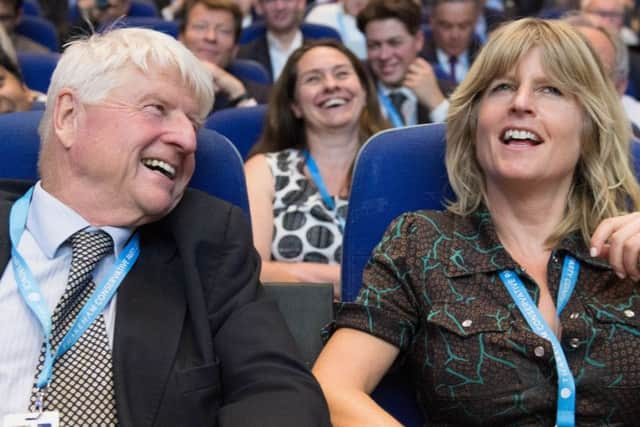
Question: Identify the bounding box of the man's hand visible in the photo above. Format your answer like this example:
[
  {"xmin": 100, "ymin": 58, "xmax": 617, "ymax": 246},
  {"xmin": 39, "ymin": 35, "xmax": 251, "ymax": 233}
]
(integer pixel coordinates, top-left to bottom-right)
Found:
[
  {"xmin": 590, "ymin": 212, "xmax": 640, "ymax": 280},
  {"xmin": 403, "ymin": 57, "xmax": 445, "ymax": 111},
  {"xmin": 201, "ymin": 60, "xmax": 247, "ymax": 99}
]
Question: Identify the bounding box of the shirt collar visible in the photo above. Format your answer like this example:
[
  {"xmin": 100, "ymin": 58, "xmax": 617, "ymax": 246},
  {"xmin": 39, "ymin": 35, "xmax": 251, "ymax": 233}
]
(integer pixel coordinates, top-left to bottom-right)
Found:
[
  {"xmin": 26, "ymin": 181, "xmax": 134, "ymax": 259},
  {"xmin": 377, "ymin": 81, "xmax": 416, "ymax": 102},
  {"xmin": 443, "ymin": 207, "xmax": 610, "ymax": 278},
  {"xmin": 266, "ymin": 29, "xmax": 303, "ymax": 53},
  {"xmin": 436, "ymin": 48, "xmax": 469, "ymax": 69}
]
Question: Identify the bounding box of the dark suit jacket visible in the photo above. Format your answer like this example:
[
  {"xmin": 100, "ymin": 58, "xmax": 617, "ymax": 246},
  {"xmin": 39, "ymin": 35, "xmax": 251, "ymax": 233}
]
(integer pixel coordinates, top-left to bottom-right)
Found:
[
  {"xmin": 236, "ymin": 33, "xmax": 311, "ymax": 82},
  {"xmin": 419, "ymin": 35, "xmax": 482, "ymax": 86},
  {"xmin": 212, "ymin": 77, "xmax": 271, "ymax": 113},
  {"xmin": 0, "ymin": 180, "xmax": 330, "ymax": 427}
]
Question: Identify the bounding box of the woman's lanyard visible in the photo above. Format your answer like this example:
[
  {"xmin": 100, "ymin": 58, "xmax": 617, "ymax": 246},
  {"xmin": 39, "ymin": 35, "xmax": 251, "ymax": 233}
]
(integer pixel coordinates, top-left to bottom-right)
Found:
[
  {"xmin": 377, "ymin": 90, "xmax": 405, "ymax": 128},
  {"xmin": 9, "ymin": 186, "xmax": 140, "ymax": 410},
  {"xmin": 498, "ymin": 255, "xmax": 580, "ymax": 427},
  {"xmin": 303, "ymin": 150, "xmax": 346, "ymax": 232}
]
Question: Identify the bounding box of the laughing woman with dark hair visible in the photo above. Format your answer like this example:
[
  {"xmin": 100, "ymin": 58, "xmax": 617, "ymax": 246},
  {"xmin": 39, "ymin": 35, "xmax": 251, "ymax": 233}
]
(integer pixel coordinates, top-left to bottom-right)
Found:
[{"xmin": 245, "ymin": 39, "xmax": 388, "ymax": 298}]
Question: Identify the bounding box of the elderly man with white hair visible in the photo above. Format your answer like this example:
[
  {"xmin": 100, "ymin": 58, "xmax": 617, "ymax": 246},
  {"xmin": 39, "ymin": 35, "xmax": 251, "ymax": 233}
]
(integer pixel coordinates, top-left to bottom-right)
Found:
[{"xmin": 0, "ymin": 27, "xmax": 330, "ymax": 427}]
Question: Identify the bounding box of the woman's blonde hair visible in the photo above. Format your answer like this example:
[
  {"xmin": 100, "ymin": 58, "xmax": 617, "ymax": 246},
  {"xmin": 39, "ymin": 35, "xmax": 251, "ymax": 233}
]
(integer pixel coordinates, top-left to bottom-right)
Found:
[{"xmin": 446, "ymin": 17, "xmax": 640, "ymax": 247}]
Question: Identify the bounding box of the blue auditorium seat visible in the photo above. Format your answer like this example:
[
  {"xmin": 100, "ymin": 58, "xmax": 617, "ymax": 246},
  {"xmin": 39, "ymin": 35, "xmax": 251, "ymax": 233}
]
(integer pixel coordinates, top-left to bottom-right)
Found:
[
  {"xmin": 0, "ymin": 110, "xmax": 250, "ymax": 216},
  {"xmin": 205, "ymin": 104, "xmax": 267, "ymax": 160},
  {"xmin": 239, "ymin": 22, "xmax": 341, "ymax": 45}
]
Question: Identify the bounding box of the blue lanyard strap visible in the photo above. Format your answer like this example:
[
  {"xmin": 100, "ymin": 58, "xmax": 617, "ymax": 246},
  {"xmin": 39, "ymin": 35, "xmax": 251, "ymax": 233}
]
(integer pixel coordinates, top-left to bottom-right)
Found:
[
  {"xmin": 303, "ymin": 150, "xmax": 345, "ymax": 231},
  {"xmin": 9, "ymin": 186, "xmax": 140, "ymax": 390},
  {"xmin": 377, "ymin": 89, "xmax": 405, "ymax": 128},
  {"xmin": 499, "ymin": 255, "xmax": 580, "ymax": 427}
]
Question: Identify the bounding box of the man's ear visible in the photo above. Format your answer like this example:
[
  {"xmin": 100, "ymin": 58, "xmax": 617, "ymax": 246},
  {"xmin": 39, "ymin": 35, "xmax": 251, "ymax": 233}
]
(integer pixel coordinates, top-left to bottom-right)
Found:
[
  {"xmin": 53, "ymin": 89, "xmax": 80, "ymax": 149},
  {"xmin": 415, "ymin": 28, "xmax": 425, "ymax": 53}
]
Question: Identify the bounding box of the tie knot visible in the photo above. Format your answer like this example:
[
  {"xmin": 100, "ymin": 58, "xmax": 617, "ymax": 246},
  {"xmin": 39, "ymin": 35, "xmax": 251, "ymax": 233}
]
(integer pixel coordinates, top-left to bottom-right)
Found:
[
  {"xmin": 69, "ymin": 230, "xmax": 113, "ymax": 270},
  {"xmin": 388, "ymin": 91, "xmax": 407, "ymax": 111}
]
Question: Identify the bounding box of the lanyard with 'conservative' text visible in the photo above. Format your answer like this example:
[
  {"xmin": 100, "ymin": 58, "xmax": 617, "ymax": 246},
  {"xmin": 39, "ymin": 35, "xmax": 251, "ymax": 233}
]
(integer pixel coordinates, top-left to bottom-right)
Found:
[
  {"xmin": 9, "ymin": 186, "xmax": 140, "ymax": 409},
  {"xmin": 499, "ymin": 255, "xmax": 580, "ymax": 427}
]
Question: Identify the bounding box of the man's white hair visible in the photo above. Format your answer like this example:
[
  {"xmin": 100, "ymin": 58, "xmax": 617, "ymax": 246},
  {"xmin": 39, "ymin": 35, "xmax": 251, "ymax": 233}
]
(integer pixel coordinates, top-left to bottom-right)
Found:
[{"xmin": 39, "ymin": 27, "xmax": 214, "ymax": 141}]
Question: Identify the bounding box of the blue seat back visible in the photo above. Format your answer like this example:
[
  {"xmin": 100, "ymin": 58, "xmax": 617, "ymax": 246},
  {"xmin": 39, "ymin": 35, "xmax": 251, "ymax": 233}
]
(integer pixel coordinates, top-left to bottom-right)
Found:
[
  {"xmin": 128, "ymin": 0, "xmax": 159, "ymax": 17},
  {"xmin": 239, "ymin": 22, "xmax": 341, "ymax": 45},
  {"xmin": 342, "ymin": 123, "xmax": 452, "ymax": 426},
  {"xmin": 17, "ymin": 52, "xmax": 59, "ymax": 93},
  {"xmin": 16, "ymin": 15, "xmax": 59, "ymax": 52},
  {"xmin": 205, "ymin": 104, "xmax": 267, "ymax": 160},
  {"xmin": 23, "ymin": 0, "xmax": 42, "ymax": 16},
  {"xmin": 69, "ymin": 0, "xmax": 159, "ymax": 23},
  {"xmin": 100, "ymin": 16, "xmax": 179, "ymax": 37},
  {"xmin": 227, "ymin": 59, "xmax": 271, "ymax": 85},
  {"xmin": 0, "ymin": 110, "xmax": 250, "ymax": 217},
  {"xmin": 342, "ymin": 123, "xmax": 451, "ymax": 301}
]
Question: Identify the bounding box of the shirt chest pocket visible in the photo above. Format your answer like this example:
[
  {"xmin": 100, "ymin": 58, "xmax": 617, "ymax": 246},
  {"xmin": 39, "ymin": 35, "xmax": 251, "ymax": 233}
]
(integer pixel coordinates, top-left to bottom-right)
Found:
[
  {"xmin": 584, "ymin": 299, "xmax": 640, "ymax": 389},
  {"xmin": 425, "ymin": 299, "xmax": 551, "ymax": 400}
]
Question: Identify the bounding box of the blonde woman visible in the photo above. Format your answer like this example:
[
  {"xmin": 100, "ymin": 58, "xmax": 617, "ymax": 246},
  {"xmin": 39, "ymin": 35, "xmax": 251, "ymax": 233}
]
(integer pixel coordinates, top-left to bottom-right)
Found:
[{"xmin": 314, "ymin": 18, "xmax": 640, "ymax": 426}]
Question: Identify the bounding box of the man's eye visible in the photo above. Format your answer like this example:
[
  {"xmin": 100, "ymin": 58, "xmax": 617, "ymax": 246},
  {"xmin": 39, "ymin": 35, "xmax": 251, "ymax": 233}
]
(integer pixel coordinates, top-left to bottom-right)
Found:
[{"xmin": 145, "ymin": 104, "xmax": 166, "ymax": 115}]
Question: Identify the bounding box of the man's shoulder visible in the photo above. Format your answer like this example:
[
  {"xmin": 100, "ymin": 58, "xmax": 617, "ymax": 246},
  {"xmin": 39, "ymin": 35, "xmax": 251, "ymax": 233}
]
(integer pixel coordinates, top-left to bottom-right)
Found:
[
  {"xmin": 0, "ymin": 180, "xmax": 34, "ymax": 204},
  {"xmin": 158, "ymin": 188, "xmax": 248, "ymax": 238}
]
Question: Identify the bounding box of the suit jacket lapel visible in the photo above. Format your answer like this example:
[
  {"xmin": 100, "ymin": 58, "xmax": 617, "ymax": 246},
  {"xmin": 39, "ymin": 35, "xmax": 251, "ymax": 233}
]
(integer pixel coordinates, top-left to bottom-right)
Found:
[
  {"xmin": 113, "ymin": 225, "xmax": 185, "ymax": 427},
  {"xmin": 0, "ymin": 196, "xmax": 11, "ymax": 268}
]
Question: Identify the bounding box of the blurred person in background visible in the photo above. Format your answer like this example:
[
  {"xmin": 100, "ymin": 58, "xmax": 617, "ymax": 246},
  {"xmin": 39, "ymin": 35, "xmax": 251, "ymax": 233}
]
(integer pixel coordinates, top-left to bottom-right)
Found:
[
  {"xmin": 245, "ymin": 40, "xmax": 388, "ymax": 297},
  {"xmin": 306, "ymin": 0, "xmax": 370, "ymax": 59},
  {"xmin": 237, "ymin": 0, "xmax": 306, "ymax": 81},
  {"xmin": 179, "ymin": 0, "xmax": 270, "ymax": 112},
  {"xmin": 358, "ymin": 0, "xmax": 453, "ymax": 127},
  {"xmin": 0, "ymin": 0, "xmax": 50, "ymax": 53}
]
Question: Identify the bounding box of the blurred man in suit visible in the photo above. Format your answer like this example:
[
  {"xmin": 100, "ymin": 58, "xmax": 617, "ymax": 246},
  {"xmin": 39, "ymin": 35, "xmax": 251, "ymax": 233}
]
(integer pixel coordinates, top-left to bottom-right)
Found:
[
  {"xmin": 358, "ymin": 0, "xmax": 453, "ymax": 127},
  {"xmin": 180, "ymin": 0, "xmax": 270, "ymax": 112},
  {"xmin": 237, "ymin": 0, "xmax": 306, "ymax": 81}
]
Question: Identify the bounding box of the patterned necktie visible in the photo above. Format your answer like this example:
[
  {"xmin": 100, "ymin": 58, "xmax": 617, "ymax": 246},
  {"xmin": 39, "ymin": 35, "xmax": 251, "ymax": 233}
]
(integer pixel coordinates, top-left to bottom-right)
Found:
[
  {"xmin": 449, "ymin": 55, "xmax": 458, "ymax": 83},
  {"xmin": 29, "ymin": 230, "xmax": 117, "ymax": 425},
  {"xmin": 388, "ymin": 91, "xmax": 407, "ymax": 125}
]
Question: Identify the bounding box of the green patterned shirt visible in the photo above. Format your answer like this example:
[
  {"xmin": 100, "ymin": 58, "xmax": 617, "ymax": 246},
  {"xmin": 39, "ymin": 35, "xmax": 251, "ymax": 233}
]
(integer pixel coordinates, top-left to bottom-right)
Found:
[{"xmin": 336, "ymin": 209, "xmax": 640, "ymax": 426}]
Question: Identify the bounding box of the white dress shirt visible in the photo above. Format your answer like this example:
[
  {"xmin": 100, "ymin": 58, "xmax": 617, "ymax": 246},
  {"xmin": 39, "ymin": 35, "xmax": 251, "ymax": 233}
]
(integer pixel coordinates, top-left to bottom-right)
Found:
[
  {"xmin": 0, "ymin": 182, "xmax": 132, "ymax": 418},
  {"xmin": 436, "ymin": 48, "xmax": 470, "ymax": 84},
  {"xmin": 305, "ymin": 2, "xmax": 367, "ymax": 59},
  {"xmin": 622, "ymin": 94, "xmax": 640, "ymax": 131},
  {"xmin": 267, "ymin": 29, "xmax": 303, "ymax": 80}
]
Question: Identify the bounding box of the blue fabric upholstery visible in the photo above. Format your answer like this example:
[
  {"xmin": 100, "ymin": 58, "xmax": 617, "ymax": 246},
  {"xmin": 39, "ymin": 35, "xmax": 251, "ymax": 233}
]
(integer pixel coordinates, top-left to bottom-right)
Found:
[
  {"xmin": 15, "ymin": 15, "xmax": 59, "ymax": 52},
  {"xmin": 341, "ymin": 123, "xmax": 449, "ymax": 427},
  {"xmin": 101, "ymin": 17, "xmax": 179, "ymax": 37},
  {"xmin": 128, "ymin": 0, "xmax": 159, "ymax": 17},
  {"xmin": 239, "ymin": 22, "xmax": 341, "ymax": 45},
  {"xmin": 17, "ymin": 52, "xmax": 59, "ymax": 93},
  {"xmin": 0, "ymin": 110, "xmax": 250, "ymax": 217},
  {"xmin": 23, "ymin": 0, "xmax": 42, "ymax": 16},
  {"xmin": 205, "ymin": 104, "xmax": 267, "ymax": 160},
  {"xmin": 227, "ymin": 59, "xmax": 271, "ymax": 85},
  {"xmin": 68, "ymin": 0, "xmax": 159, "ymax": 23}
]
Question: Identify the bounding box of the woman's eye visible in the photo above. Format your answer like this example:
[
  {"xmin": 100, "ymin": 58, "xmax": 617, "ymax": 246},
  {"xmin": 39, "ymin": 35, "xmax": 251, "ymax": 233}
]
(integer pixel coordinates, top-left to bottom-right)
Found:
[
  {"xmin": 491, "ymin": 83, "xmax": 512, "ymax": 92},
  {"xmin": 541, "ymin": 86, "xmax": 562, "ymax": 96}
]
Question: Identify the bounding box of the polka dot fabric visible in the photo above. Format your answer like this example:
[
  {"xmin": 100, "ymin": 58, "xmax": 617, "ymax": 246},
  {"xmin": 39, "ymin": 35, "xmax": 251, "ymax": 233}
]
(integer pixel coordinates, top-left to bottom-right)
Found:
[{"xmin": 266, "ymin": 149, "xmax": 347, "ymax": 264}]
